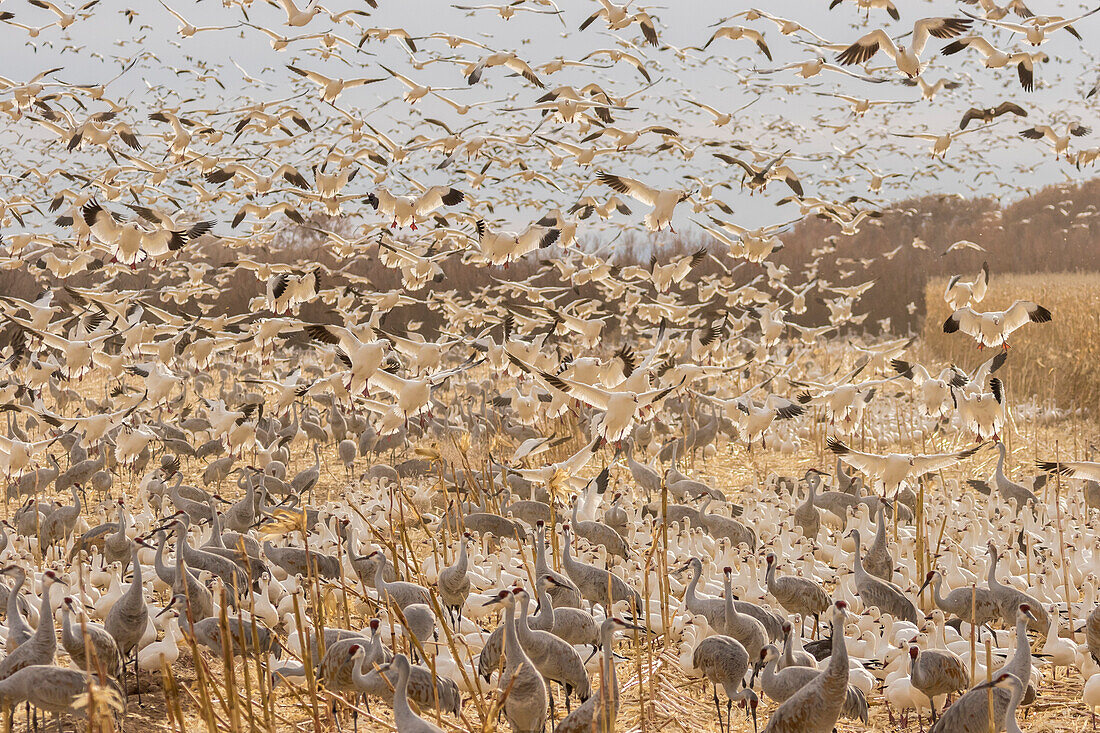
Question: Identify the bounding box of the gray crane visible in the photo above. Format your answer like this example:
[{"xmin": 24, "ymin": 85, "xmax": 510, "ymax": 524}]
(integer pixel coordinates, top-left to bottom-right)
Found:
[
  {"xmin": 536, "ymin": 579, "xmax": 599, "ymax": 651},
  {"xmin": 696, "ymin": 496, "xmax": 755, "ymax": 550},
  {"xmin": 761, "ymin": 601, "xmax": 852, "ymax": 733},
  {"xmin": 681, "ymin": 557, "xmax": 783, "ymax": 641},
  {"xmin": 373, "ymin": 654, "xmax": 445, "ymax": 733},
  {"xmin": 481, "ymin": 589, "xmax": 547, "ymax": 732},
  {"xmin": 569, "ymin": 501, "xmax": 628, "ymax": 564},
  {"xmin": 534, "ymin": 522, "xmax": 583, "ymax": 609},
  {"xmin": 553, "ymin": 617, "xmax": 646, "ymax": 733},
  {"xmin": 345, "ymin": 530, "xmax": 395, "ymax": 589},
  {"xmin": 514, "ymin": 589, "xmax": 590, "ymax": 717},
  {"xmin": 848, "ymin": 529, "xmax": 918, "ymax": 624},
  {"xmin": 720, "ymin": 567, "xmax": 767, "ymax": 660},
  {"xmin": 436, "ymin": 532, "xmax": 471, "ymax": 627},
  {"xmin": 262, "ymin": 539, "xmax": 340, "ymax": 580},
  {"xmin": 560, "ymin": 524, "xmax": 641, "ymax": 615},
  {"xmin": 1088, "ymin": 604, "xmax": 1100, "ymax": 664},
  {"xmin": 221, "ymin": 472, "xmax": 258, "ymax": 532},
  {"xmin": 0, "ymin": 665, "xmax": 122, "ymax": 732},
  {"xmin": 764, "ymin": 554, "xmax": 831, "ymax": 638},
  {"xmin": 918, "ymin": 570, "xmax": 1000, "ymax": 630},
  {"xmin": 290, "ymin": 444, "xmax": 320, "ymax": 496},
  {"xmin": 908, "ymin": 644, "xmax": 971, "ymax": 721},
  {"xmin": 691, "ymin": 630, "xmax": 756, "ymax": 733},
  {"xmin": 967, "ymin": 443, "xmax": 1038, "ymax": 513},
  {"xmin": 0, "ymin": 570, "xmax": 63, "ymax": 680},
  {"xmin": 397, "ymin": 603, "xmax": 436, "ymax": 662},
  {"xmin": 1, "ymin": 565, "xmax": 32, "ymax": 653},
  {"xmin": 756, "ymin": 645, "xmax": 867, "ymax": 723},
  {"xmin": 477, "ymin": 587, "xmax": 551, "ymax": 682},
  {"xmin": 105, "ymin": 544, "xmax": 149, "ymax": 699},
  {"xmin": 793, "ymin": 470, "xmax": 822, "ymax": 540},
  {"xmin": 863, "ymin": 503, "xmax": 894, "ymax": 582},
  {"xmin": 985, "ymin": 542, "xmax": 1048, "ymax": 633},
  {"xmin": 929, "ymin": 671, "xmax": 1025, "ymax": 733},
  {"xmin": 366, "ymin": 551, "xmax": 431, "ymax": 610},
  {"xmin": 39, "ymin": 485, "xmax": 82, "ymax": 551},
  {"xmin": 779, "ymin": 621, "xmax": 817, "ymax": 670},
  {"xmin": 350, "ymin": 643, "xmax": 460, "ymax": 717},
  {"xmin": 173, "ymin": 516, "xmax": 249, "ymax": 592},
  {"xmin": 61, "ymin": 597, "xmax": 123, "ymax": 679}
]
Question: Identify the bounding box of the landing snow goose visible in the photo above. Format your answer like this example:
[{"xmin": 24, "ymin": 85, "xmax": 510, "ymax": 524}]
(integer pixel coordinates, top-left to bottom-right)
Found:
[
  {"xmin": 712, "ymin": 150, "xmax": 801, "ymax": 195},
  {"xmin": 366, "ymin": 186, "xmax": 465, "ymax": 229},
  {"xmin": 828, "ymin": 438, "xmax": 983, "ymax": 496},
  {"xmin": 594, "ymin": 172, "xmax": 690, "ymax": 232},
  {"xmin": 1037, "ymin": 460, "xmax": 1100, "ymax": 481},
  {"xmin": 835, "ymin": 17, "xmax": 972, "ymax": 77},
  {"xmin": 285, "ymin": 65, "xmax": 384, "ymax": 104},
  {"xmin": 465, "ymin": 52, "xmax": 544, "ymax": 88},
  {"xmin": 1020, "ymin": 122, "xmax": 1091, "ymax": 158},
  {"xmin": 940, "ymin": 36, "xmax": 1048, "ymax": 90},
  {"xmin": 474, "ymin": 220, "xmax": 559, "ymax": 266},
  {"xmin": 942, "ymin": 301, "xmax": 1051, "ymax": 349},
  {"xmin": 944, "ymin": 262, "xmax": 989, "ymax": 309},
  {"xmin": 960, "ymin": 5, "xmax": 1100, "ymax": 44}
]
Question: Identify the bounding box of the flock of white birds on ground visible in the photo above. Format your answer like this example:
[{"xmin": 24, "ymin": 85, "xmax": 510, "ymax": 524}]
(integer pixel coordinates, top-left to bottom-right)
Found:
[{"xmin": 0, "ymin": 0, "xmax": 1099, "ymax": 732}]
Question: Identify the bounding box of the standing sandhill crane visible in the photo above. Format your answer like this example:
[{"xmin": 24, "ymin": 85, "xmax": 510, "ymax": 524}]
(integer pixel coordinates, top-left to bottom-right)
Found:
[
  {"xmin": 1088, "ymin": 605, "xmax": 1100, "ymax": 664},
  {"xmin": 849, "ymin": 529, "xmax": 919, "ymax": 624},
  {"xmin": 720, "ymin": 567, "xmax": 767, "ymax": 660},
  {"xmin": 366, "ymin": 551, "xmax": 431, "ymax": 610},
  {"xmin": 534, "ymin": 522, "xmax": 583, "ymax": 609},
  {"xmin": 985, "ymin": 542, "xmax": 1048, "ymax": 633},
  {"xmin": 968, "ymin": 443, "xmax": 1037, "ymax": 512},
  {"xmin": 535, "ymin": 579, "xmax": 600, "ymax": 651},
  {"xmin": 345, "ymin": 529, "xmax": 396, "ymax": 589},
  {"xmin": 696, "ymin": 496, "xmax": 756, "ymax": 550},
  {"xmin": 908, "ymin": 644, "xmax": 971, "ymax": 722},
  {"xmin": 61, "ymin": 596, "xmax": 123, "ymax": 678},
  {"xmin": 862, "ymin": 503, "xmax": 894, "ymax": 582},
  {"xmin": 780, "ymin": 621, "xmax": 817, "ymax": 670},
  {"xmin": 105, "ymin": 544, "xmax": 149, "ymax": 698},
  {"xmin": 674, "ymin": 557, "xmax": 726, "ymax": 630},
  {"xmin": 477, "ymin": 588, "xmax": 552, "ymax": 682},
  {"xmin": 570, "ymin": 500, "xmax": 629, "ymax": 564},
  {"xmin": 764, "ymin": 554, "xmax": 831, "ymax": 638},
  {"xmin": 1, "ymin": 565, "xmax": 33, "ymax": 653},
  {"xmin": 371, "ymin": 654, "xmax": 444, "ymax": 733},
  {"xmin": 561, "ymin": 524, "xmax": 641, "ymax": 614},
  {"xmin": 0, "ymin": 665, "xmax": 122, "ymax": 731},
  {"xmin": 793, "ymin": 470, "xmax": 821, "ymax": 540},
  {"xmin": 918, "ymin": 570, "xmax": 1000, "ymax": 629},
  {"xmin": 692, "ymin": 629, "xmax": 756, "ymax": 733},
  {"xmin": 349, "ymin": 642, "xmax": 460, "ymax": 716},
  {"xmin": 0, "ymin": 570, "xmax": 64, "ymax": 681},
  {"xmin": 291, "ymin": 444, "xmax": 321, "ymax": 497},
  {"xmin": 761, "ymin": 601, "xmax": 852, "ymax": 733},
  {"xmin": 39, "ymin": 485, "xmax": 82, "ymax": 552},
  {"xmin": 221, "ymin": 474, "xmax": 258, "ymax": 532},
  {"xmin": 481, "ymin": 589, "xmax": 548, "ymax": 732},
  {"xmin": 756, "ymin": 645, "xmax": 868, "ymax": 723},
  {"xmin": 554, "ymin": 617, "xmax": 646, "ymax": 733},
  {"xmin": 929, "ymin": 671, "xmax": 1025, "ymax": 733},
  {"xmin": 437, "ymin": 532, "xmax": 471, "ymax": 627},
  {"xmin": 513, "ymin": 589, "xmax": 590, "ymax": 717},
  {"xmin": 262, "ymin": 540, "xmax": 340, "ymax": 580}
]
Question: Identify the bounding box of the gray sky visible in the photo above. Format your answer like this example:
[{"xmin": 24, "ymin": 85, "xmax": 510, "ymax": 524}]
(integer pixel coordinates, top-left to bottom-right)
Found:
[{"xmin": 2, "ymin": 0, "xmax": 1099, "ymax": 239}]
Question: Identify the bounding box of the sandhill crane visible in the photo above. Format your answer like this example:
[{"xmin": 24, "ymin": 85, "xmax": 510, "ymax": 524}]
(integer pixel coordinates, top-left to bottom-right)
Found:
[
  {"xmin": 554, "ymin": 617, "xmax": 646, "ymax": 733},
  {"xmin": 720, "ymin": 567, "xmax": 767, "ymax": 660},
  {"xmin": 0, "ymin": 570, "xmax": 64, "ymax": 680},
  {"xmin": 349, "ymin": 642, "xmax": 460, "ymax": 716},
  {"xmin": 534, "ymin": 579, "xmax": 600, "ymax": 651},
  {"xmin": 0, "ymin": 665, "xmax": 122, "ymax": 731},
  {"xmin": 366, "ymin": 551, "xmax": 431, "ymax": 610},
  {"xmin": 533, "ymin": 522, "xmax": 583, "ymax": 609},
  {"xmin": 764, "ymin": 554, "xmax": 831, "ymax": 638},
  {"xmin": 373, "ymin": 654, "xmax": 444, "ymax": 733},
  {"xmin": 793, "ymin": 470, "xmax": 822, "ymax": 540},
  {"xmin": 863, "ymin": 504, "xmax": 894, "ymax": 582},
  {"xmin": 437, "ymin": 532, "xmax": 471, "ymax": 628},
  {"xmin": 105, "ymin": 545, "xmax": 149, "ymax": 697},
  {"xmin": 967, "ymin": 443, "xmax": 1037, "ymax": 512},
  {"xmin": 560, "ymin": 524, "xmax": 641, "ymax": 615},
  {"xmin": 513, "ymin": 588, "xmax": 590, "ymax": 716},
  {"xmin": 61, "ymin": 596, "xmax": 123, "ymax": 679},
  {"xmin": 779, "ymin": 622, "xmax": 817, "ymax": 670},
  {"xmin": 39, "ymin": 485, "xmax": 82, "ymax": 551},
  {"xmin": 908, "ymin": 644, "xmax": 971, "ymax": 721},
  {"xmin": 929, "ymin": 671, "xmax": 1024, "ymax": 733},
  {"xmin": 477, "ymin": 588, "xmax": 552, "ymax": 682},
  {"xmin": 849, "ymin": 529, "xmax": 919, "ymax": 624},
  {"xmin": 570, "ymin": 500, "xmax": 629, "ymax": 563},
  {"xmin": 481, "ymin": 589, "xmax": 548, "ymax": 732},
  {"xmin": 756, "ymin": 645, "xmax": 868, "ymax": 723},
  {"xmin": 262, "ymin": 540, "xmax": 340, "ymax": 580},
  {"xmin": 692, "ymin": 631, "xmax": 756, "ymax": 733},
  {"xmin": 761, "ymin": 601, "xmax": 852, "ymax": 733},
  {"xmin": 918, "ymin": 570, "xmax": 1000, "ymax": 629},
  {"xmin": 985, "ymin": 542, "xmax": 1048, "ymax": 633},
  {"xmin": 1, "ymin": 566, "xmax": 33, "ymax": 653}
]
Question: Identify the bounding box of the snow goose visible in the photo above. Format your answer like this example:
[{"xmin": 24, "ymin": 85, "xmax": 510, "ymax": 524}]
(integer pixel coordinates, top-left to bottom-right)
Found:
[
  {"xmin": 942, "ymin": 300, "xmax": 1051, "ymax": 349},
  {"xmin": 828, "ymin": 438, "xmax": 983, "ymax": 497},
  {"xmin": 835, "ymin": 17, "xmax": 972, "ymax": 77},
  {"xmin": 594, "ymin": 172, "xmax": 690, "ymax": 232}
]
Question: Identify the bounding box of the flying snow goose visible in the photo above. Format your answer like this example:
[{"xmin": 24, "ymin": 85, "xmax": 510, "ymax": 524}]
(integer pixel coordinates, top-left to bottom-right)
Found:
[
  {"xmin": 366, "ymin": 186, "xmax": 465, "ymax": 228},
  {"xmin": 944, "ymin": 262, "xmax": 989, "ymax": 309},
  {"xmin": 940, "ymin": 36, "xmax": 1048, "ymax": 90},
  {"xmin": 835, "ymin": 17, "xmax": 972, "ymax": 77},
  {"xmin": 594, "ymin": 172, "xmax": 690, "ymax": 232},
  {"xmin": 474, "ymin": 220, "xmax": 559, "ymax": 266},
  {"xmin": 942, "ymin": 301, "xmax": 1051, "ymax": 349},
  {"xmin": 829, "ymin": 439, "xmax": 983, "ymax": 496}
]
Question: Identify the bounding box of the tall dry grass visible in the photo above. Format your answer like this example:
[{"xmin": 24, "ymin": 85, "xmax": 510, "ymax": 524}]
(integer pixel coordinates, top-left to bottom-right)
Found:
[{"xmin": 922, "ymin": 272, "xmax": 1100, "ymax": 412}]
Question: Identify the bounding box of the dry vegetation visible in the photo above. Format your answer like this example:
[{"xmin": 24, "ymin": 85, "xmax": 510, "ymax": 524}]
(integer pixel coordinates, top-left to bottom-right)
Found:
[{"xmin": 922, "ymin": 272, "xmax": 1100, "ymax": 415}]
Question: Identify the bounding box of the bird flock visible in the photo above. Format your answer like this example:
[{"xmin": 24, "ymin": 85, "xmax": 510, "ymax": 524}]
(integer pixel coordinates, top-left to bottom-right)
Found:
[{"xmin": 0, "ymin": 1, "xmax": 1099, "ymax": 732}]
